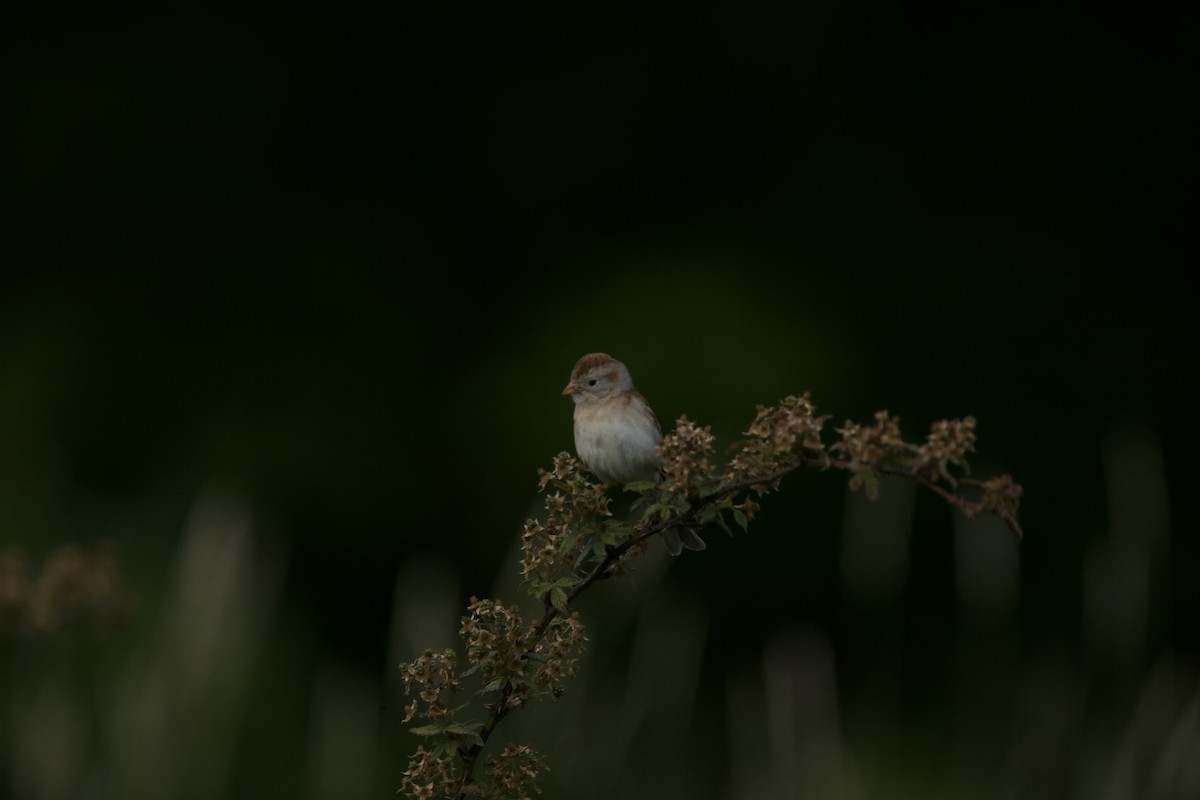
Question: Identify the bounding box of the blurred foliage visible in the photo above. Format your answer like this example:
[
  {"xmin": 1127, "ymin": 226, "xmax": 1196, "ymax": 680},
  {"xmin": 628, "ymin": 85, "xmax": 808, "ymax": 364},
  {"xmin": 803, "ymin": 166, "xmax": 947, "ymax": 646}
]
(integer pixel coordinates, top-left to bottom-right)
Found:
[
  {"xmin": 0, "ymin": 544, "xmax": 127, "ymax": 638},
  {"xmin": 1, "ymin": 1, "xmax": 1197, "ymax": 799}
]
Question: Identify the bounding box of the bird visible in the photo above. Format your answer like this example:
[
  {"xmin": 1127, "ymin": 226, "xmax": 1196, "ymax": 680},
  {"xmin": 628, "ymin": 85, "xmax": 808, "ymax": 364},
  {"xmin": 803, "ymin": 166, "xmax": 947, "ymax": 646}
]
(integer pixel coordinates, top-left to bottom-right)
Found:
[{"xmin": 562, "ymin": 352, "xmax": 706, "ymax": 556}]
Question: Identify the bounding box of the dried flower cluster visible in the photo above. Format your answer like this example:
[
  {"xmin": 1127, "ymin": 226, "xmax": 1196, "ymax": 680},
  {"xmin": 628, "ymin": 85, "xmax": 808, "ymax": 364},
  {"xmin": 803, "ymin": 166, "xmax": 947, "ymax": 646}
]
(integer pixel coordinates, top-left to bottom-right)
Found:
[
  {"xmin": 399, "ymin": 392, "xmax": 1023, "ymax": 798},
  {"xmin": 829, "ymin": 411, "xmax": 979, "ymax": 486},
  {"xmin": 484, "ymin": 744, "xmax": 545, "ymax": 800},
  {"xmin": 657, "ymin": 415, "xmax": 718, "ymax": 492},
  {"xmin": 917, "ymin": 417, "xmax": 977, "ymax": 484},
  {"xmin": 618, "ymin": 416, "xmax": 721, "ymax": 544},
  {"xmin": 0, "ymin": 544, "xmax": 127, "ymax": 638},
  {"xmin": 529, "ymin": 612, "xmax": 585, "ymax": 697},
  {"xmin": 399, "ymin": 590, "xmax": 586, "ymax": 796},
  {"xmin": 725, "ymin": 394, "xmax": 829, "ymax": 489},
  {"xmin": 461, "ymin": 600, "xmax": 527, "ymax": 693},
  {"xmin": 401, "ymin": 649, "xmax": 461, "ymax": 727},
  {"xmin": 972, "ymin": 474, "xmax": 1024, "ymax": 534},
  {"xmin": 824, "ymin": 410, "xmax": 1021, "ymax": 536},
  {"xmin": 832, "ymin": 411, "xmax": 904, "ymax": 473},
  {"xmin": 401, "ymin": 745, "xmax": 461, "ymax": 800},
  {"xmin": 520, "ymin": 454, "xmax": 611, "ymax": 600}
]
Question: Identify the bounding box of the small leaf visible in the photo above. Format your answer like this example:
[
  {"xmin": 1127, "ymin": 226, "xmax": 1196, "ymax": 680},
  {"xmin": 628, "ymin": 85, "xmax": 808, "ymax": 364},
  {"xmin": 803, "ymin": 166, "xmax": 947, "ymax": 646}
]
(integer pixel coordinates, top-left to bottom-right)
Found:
[
  {"xmin": 715, "ymin": 512, "xmax": 733, "ymax": 537},
  {"xmin": 603, "ymin": 520, "xmax": 633, "ymax": 537},
  {"xmin": 409, "ymin": 723, "xmax": 447, "ymax": 737},
  {"xmin": 550, "ymin": 587, "xmax": 568, "ymax": 612},
  {"xmin": 643, "ymin": 503, "xmax": 671, "ymax": 520},
  {"xmin": 624, "ymin": 480, "xmax": 658, "ymax": 492},
  {"xmin": 444, "ymin": 723, "xmax": 485, "ymax": 747},
  {"xmin": 732, "ymin": 509, "xmax": 749, "ymax": 531},
  {"xmin": 478, "ymin": 676, "xmax": 507, "ymax": 694}
]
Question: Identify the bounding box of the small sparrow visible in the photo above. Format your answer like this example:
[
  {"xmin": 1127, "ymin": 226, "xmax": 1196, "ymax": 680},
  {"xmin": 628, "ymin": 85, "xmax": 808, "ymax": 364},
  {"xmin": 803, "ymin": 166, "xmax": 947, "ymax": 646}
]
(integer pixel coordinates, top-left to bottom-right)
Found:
[{"xmin": 562, "ymin": 353, "xmax": 706, "ymax": 556}]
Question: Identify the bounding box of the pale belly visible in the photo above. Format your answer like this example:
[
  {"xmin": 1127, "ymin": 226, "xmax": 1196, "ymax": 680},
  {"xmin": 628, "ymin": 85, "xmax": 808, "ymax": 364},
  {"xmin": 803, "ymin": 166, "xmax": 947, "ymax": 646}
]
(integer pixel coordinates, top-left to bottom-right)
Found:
[{"xmin": 573, "ymin": 404, "xmax": 661, "ymax": 484}]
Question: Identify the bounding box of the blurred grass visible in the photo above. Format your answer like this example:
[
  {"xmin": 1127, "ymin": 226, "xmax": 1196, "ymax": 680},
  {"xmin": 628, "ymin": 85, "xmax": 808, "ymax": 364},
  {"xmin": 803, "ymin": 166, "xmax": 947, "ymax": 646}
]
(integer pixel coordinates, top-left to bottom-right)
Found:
[{"xmin": 3, "ymin": 450, "xmax": 1196, "ymax": 799}]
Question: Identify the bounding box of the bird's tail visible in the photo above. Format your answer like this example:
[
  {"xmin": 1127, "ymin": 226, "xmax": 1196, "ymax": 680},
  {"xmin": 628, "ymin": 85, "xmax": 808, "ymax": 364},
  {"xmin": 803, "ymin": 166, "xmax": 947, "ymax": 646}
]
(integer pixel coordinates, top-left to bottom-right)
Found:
[{"xmin": 662, "ymin": 526, "xmax": 706, "ymax": 557}]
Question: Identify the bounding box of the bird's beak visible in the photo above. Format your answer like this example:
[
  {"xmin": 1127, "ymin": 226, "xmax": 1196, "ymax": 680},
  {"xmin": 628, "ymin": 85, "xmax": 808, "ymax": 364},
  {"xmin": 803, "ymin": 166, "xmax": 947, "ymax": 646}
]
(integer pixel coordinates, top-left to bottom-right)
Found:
[{"xmin": 562, "ymin": 380, "xmax": 578, "ymax": 396}]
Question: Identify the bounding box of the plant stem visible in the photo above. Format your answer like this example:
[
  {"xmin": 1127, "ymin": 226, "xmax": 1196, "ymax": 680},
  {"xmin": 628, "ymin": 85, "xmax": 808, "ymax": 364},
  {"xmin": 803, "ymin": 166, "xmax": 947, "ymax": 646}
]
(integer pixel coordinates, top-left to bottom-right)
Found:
[
  {"xmin": 451, "ymin": 454, "xmax": 1015, "ymax": 796},
  {"xmin": 452, "ymin": 462, "xmax": 803, "ymax": 797}
]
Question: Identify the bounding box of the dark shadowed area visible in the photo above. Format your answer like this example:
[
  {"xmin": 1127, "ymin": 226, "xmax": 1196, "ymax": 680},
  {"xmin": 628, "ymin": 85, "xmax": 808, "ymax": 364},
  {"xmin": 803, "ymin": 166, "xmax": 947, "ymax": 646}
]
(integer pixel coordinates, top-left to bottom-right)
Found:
[{"xmin": 2, "ymin": 3, "xmax": 1197, "ymax": 799}]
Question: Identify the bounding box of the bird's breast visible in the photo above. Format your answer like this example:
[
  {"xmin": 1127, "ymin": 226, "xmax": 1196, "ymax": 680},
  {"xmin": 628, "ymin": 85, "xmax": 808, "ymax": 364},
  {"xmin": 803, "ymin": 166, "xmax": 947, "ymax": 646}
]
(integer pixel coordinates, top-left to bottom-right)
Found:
[{"xmin": 573, "ymin": 399, "xmax": 662, "ymax": 484}]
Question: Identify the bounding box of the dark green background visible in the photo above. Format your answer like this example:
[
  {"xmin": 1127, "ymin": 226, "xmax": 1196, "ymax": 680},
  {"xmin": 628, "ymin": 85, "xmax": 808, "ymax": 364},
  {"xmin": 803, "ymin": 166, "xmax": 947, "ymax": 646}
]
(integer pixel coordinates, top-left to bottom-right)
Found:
[{"xmin": 2, "ymin": 3, "xmax": 1196, "ymax": 799}]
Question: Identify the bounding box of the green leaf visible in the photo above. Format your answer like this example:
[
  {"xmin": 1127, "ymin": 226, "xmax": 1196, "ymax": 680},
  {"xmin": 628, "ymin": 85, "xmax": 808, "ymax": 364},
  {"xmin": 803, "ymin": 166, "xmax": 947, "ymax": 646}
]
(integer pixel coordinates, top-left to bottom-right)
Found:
[
  {"xmin": 550, "ymin": 586, "xmax": 568, "ymax": 612},
  {"xmin": 444, "ymin": 723, "xmax": 485, "ymax": 747},
  {"xmin": 603, "ymin": 519, "xmax": 633, "ymax": 536},
  {"xmin": 733, "ymin": 509, "xmax": 749, "ymax": 531},
  {"xmin": 643, "ymin": 503, "xmax": 672, "ymax": 520},
  {"xmin": 715, "ymin": 511, "xmax": 733, "ymax": 537},
  {"xmin": 479, "ymin": 676, "xmax": 507, "ymax": 694},
  {"xmin": 559, "ymin": 529, "xmax": 579, "ymax": 557},
  {"xmin": 624, "ymin": 480, "xmax": 658, "ymax": 492},
  {"xmin": 408, "ymin": 723, "xmax": 447, "ymax": 737}
]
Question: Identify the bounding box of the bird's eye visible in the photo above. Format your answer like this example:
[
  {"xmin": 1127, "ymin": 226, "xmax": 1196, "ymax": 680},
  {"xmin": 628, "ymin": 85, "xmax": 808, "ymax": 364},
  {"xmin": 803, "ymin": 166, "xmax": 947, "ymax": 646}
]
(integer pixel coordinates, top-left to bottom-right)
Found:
[{"xmin": 587, "ymin": 379, "xmax": 598, "ymax": 387}]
